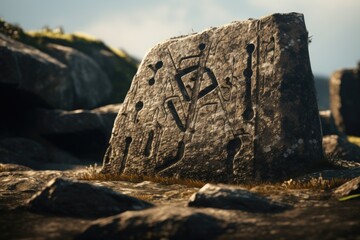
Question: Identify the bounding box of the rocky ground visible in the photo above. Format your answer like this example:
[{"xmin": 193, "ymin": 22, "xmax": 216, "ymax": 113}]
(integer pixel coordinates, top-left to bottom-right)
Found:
[{"xmin": 1, "ymin": 163, "xmax": 360, "ymax": 240}]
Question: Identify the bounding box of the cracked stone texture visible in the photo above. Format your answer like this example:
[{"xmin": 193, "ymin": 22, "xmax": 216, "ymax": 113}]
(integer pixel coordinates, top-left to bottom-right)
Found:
[
  {"xmin": 103, "ymin": 13, "xmax": 322, "ymax": 183},
  {"xmin": 330, "ymin": 63, "xmax": 360, "ymax": 136}
]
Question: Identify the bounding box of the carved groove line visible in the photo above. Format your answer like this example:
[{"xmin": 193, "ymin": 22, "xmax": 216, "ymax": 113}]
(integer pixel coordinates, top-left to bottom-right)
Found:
[
  {"xmin": 156, "ymin": 140, "xmax": 185, "ymax": 172},
  {"xmin": 174, "ymin": 65, "xmax": 199, "ymax": 101},
  {"xmin": 198, "ymin": 68, "xmax": 219, "ymax": 99},
  {"xmin": 144, "ymin": 130, "xmax": 154, "ymax": 156},
  {"xmin": 242, "ymin": 43, "xmax": 255, "ymax": 121},
  {"xmin": 120, "ymin": 136, "xmax": 132, "ymax": 172},
  {"xmin": 167, "ymin": 100, "xmax": 186, "ymax": 132}
]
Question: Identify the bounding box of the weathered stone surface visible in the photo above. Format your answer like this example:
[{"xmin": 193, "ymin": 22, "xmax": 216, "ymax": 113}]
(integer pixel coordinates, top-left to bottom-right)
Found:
[
  {"xmin": 27, "ymin": 178, "xmax": 153, "ymax": 218},
  {"xmin": 323, "ymin": 135, "xmax": 360, "ymax": 163},
  {"xmin": 0, "ymin": 170, "xmax": 72, "ymax": 210},
  {"xmin": 33, "ymin": 104, "xmax": 121, "ymax": 163},
  {"xmin": 0, "ymin": 137, "xmax": 83, "ymax": 169},
  {"xmin": 330, "ymin": 63, "xmax": 360, "ymax": 136},
  {"xmin": 188, "ymin": 183, "xmax": 287, "ymax": 212},
  {"xmin": 333, "ymin": 176, "xmax": 360, "ymax": 198},
  {"xmin": 35, "ymin": 104, "xmax": 121, "ymax": 137},
  {"xmin": 0, "ymin": 33, "xmax": 73, "ymax": 109},
  {"xmin": 76, "ymin": 206, "xmax": 225, "ymax": 240},
  {"xmin": 319, "ymin": 110, "xmax": 339, "ymax": 136},
  {"xmin": 46, "ymin": 43, "xmax": 112, "ymax": 109},
  {"xmin": 103, "ymin": 13, "xmax": 322, "ymax": 182}
]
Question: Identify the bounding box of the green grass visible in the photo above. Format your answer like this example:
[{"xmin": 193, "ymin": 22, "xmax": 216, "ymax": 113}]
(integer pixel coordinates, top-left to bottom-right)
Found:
[{"xmin": 348, "ymin": 136, "xmax": 360, "ymax": 147}]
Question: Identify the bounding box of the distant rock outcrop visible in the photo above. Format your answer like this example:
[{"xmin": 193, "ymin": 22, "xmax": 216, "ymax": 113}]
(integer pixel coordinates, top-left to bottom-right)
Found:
[
  {"xmin": 330, "ymin": 63, "xmax": 360, "ymax": 136},
  {"xmin": 0, "ymin": 19, "xmax": 137, "ymax": 111},
  {"xmin": 0, "ymin": 19, "xmax": 137, "ymax": 165}
]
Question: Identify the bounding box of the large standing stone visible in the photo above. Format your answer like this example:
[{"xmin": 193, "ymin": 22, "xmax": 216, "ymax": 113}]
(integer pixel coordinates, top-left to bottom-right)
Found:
[
  {"xmin": 330, "ymin": 63, "xmax": 360, "ymax": 136},
  {"xmin": 103, "ymin": 13, "xmax": 322, "ymax": 183}
]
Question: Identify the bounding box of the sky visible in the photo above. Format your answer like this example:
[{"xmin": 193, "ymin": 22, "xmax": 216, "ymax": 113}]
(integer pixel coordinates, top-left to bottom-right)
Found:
[{"xmin": 0, "ymin": 0, "xmax": 359, "ymax": 76}]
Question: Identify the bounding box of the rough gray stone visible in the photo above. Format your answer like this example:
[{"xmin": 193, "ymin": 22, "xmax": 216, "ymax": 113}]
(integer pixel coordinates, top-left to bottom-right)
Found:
[
  {"xmin": 76, "ymin": 206, "xmax": 225, "ymax": 240},
  {"xmin": 103, "ymin": 13, "xmax": 322, "ymax": 183},
  {"xmin": 188, "ymin": 183, "xmax": 287, "ymax": 212},
  {"xmin": 27, "ymin": 178, "xmax": 153, "ymax": 218},
  {"xmin": 0, "ymin": 137, "xmax": 47, "ymax": 168},
  {"xmin": 0, "ymin": 33, "xmax": 73, "ymax": 109},
  {"xmin": 35, "ymin": 104, "xmax": 121, "ymax": 138},
  {"xmin": 34, "ymin": 104, "xmax": 121, "ymax": 163},
  {"xmin": 323, "ymin": 135, "xmax": 360, "ymax": 163},
  {"xmin": 46, "ymin": 44, "xmax": 112, "ymax": 109},
  {"xmin": 0, "ymin": 34, "xmax": 120, "ymax": 111},
  {"xmin": 319, "ymin": 110, "xmax": 339, "ymax": 136},
  {"xmin": 330, "ymin": 63, "xmax": 360, "ymax": 136},
  {"xmin": 0, "ymin": 137, "xmax": 82, "ymax": 169},
  {"xmin": 333, "ymin": 176, "xmax": 360, "ymax": 198}
]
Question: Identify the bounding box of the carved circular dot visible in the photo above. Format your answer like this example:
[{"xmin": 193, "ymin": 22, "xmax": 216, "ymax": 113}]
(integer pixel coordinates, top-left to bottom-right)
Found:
[
  {"xmin": 155, "ymin": 61, "xmax": 163, "ymax": 69},
  {"xmin": 243, "ymin": 68, "xmax": 253, "ymax": 78},
  {"xmin": 246, "ymin": 43, "xmax": 255, "ymax": 54},
  {"xmin": 225, "ymin": 77, "xmax": 232, "ymax": 86},
  {"xmin": 148, "ymin": 77, "xmax": 155, "ymax": 86},
  {"xmin": 125, "ymin": 136, "xmax": 132, "ymax": 144},
  {"xmin": 135, "ymin": 101, "xmax": 143, "ymax": 111},
  {"xmin": 198, "ymin": 43, "xmax": 206, "ymax": 51},
  {"xmin": 242, "ymin": 108, "xmax": 254, "ymax": 121}
]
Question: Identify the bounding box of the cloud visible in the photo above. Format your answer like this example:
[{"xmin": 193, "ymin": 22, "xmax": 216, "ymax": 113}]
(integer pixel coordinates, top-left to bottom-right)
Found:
[
  {"xmin": 82, "ymin": 0, "xmax": 360, "ymax": 74},
  {"xmin": 82, "ymin": 0, "xmax": 234, "ymax": 59}
]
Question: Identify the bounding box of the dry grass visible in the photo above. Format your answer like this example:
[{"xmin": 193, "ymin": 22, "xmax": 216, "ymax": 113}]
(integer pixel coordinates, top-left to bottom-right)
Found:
[
  {"xmin": 78, "ymin": 164, "xmax": 206, "ymax": 188},
  {"xmin": 281, "ymin": 176, "xmax": 350, "ymax": 190},
  {"xmin": 78, "ymin": 164, "xmax": 349, "ymax": 191}
]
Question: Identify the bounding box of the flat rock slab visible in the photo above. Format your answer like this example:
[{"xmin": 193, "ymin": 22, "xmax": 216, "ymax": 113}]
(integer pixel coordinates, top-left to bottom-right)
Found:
[
  {"xmin": 103, "ymin": 13, "xmax": 322, "ymax": 183},
  {"xmin": 76, "ymin": 206, "xmax": 226, "ymax": 240},
  {"xmin": 27, "ymin": 178, "xmax": 153, "ymax": 219},
  {"xmin": 188, "ymin": 183, "xmax": 288, "ymax": 212}
]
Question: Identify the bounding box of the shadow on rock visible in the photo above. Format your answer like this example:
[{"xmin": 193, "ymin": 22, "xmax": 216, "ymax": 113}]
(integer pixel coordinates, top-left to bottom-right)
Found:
[
  {"xmin": 76, "ymin": 206, "xmax": 226, "ymax": 240},
  {"xmin": 27, "ymin": 178, "xmax": 153, "ymax": 219}
]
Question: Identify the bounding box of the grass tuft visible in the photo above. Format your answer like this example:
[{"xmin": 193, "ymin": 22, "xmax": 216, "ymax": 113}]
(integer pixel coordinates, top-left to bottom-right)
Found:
[{"xmin": 78, "ymin": 164, "xmax": 206, "ymax": 188}]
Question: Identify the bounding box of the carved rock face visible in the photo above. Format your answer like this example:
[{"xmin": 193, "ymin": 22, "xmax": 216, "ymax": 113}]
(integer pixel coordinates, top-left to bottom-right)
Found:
[{"xmin": 103, "ymin": 13, "xmax": 322, "ymax": 183}]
